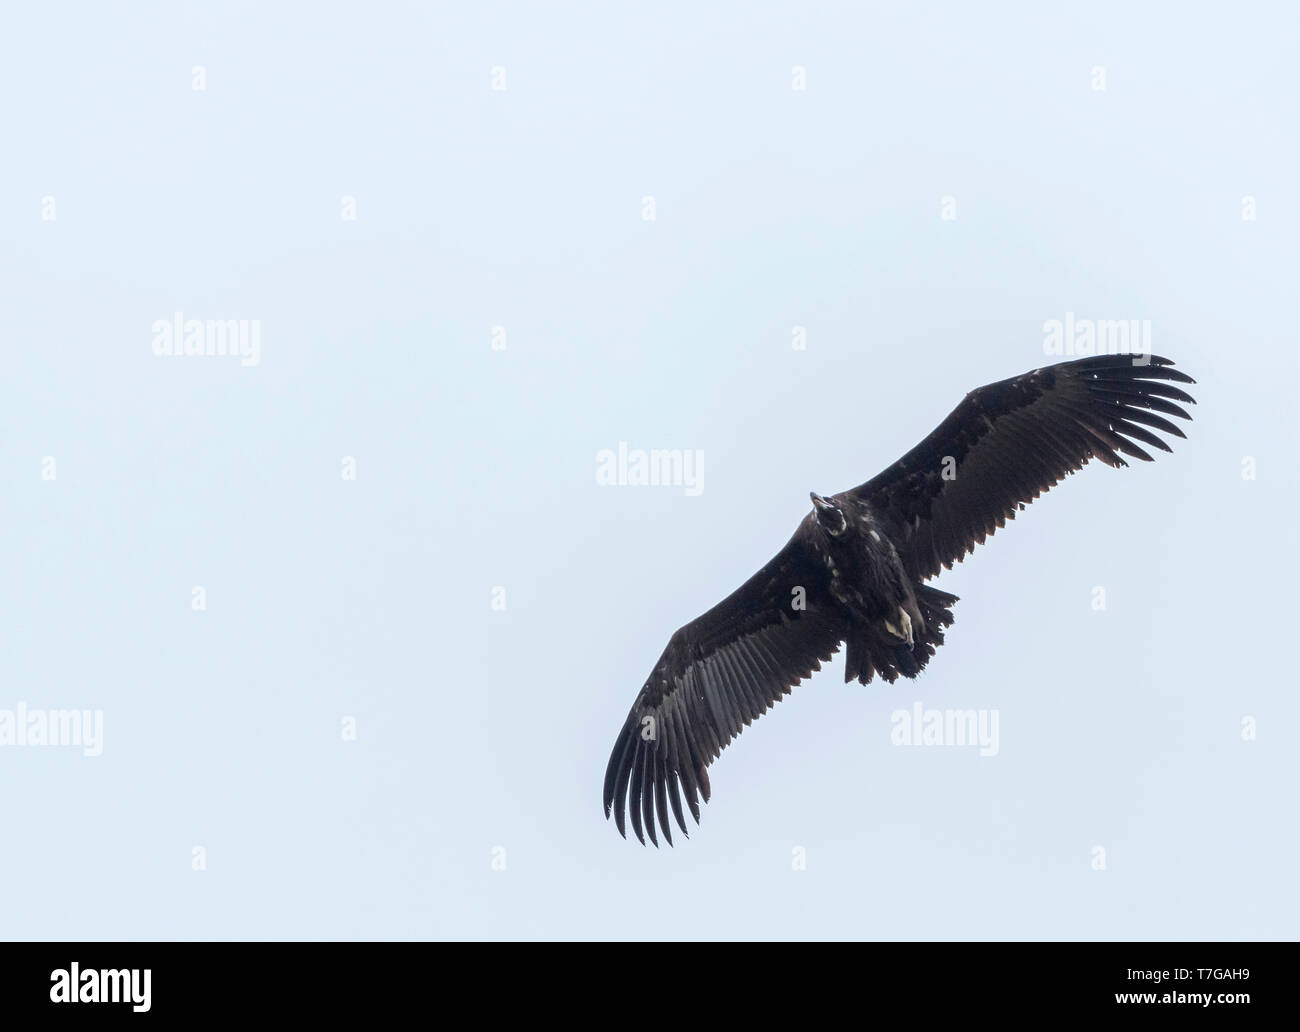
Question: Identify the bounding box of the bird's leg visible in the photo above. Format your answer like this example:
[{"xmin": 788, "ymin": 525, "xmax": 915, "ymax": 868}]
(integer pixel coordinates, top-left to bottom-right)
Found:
[{"xmin": 883, "ymin": 608, "xmax": 914, "ymax": 646}]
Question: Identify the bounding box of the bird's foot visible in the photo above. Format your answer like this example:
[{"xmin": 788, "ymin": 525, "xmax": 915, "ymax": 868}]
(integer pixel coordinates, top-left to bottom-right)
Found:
[{"xmin": 883, "ymin": 608, "xmax": 914, "ymax": 646}]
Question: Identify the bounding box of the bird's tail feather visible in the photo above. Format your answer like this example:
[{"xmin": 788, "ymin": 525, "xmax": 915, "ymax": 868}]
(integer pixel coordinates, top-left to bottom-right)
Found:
[{"xmin": 844, "ymin": 585, "xmax": 958, "ymax": 685}]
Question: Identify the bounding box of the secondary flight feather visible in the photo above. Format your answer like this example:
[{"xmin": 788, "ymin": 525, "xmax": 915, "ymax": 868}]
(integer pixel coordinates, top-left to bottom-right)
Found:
[{"xmin": 603, "ymin": 353, "xmax": 1196, "ymax": 845}]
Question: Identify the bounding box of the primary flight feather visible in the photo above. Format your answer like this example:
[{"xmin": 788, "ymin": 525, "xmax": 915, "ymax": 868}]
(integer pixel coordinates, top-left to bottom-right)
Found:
[{"xmin": 603, "ymin": 353, "xmax": 1196, "ymax": 846}]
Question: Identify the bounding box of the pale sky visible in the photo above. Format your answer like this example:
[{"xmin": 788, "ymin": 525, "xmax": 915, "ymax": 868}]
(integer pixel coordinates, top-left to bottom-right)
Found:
[{"xmin": 1, "ymin": 1, "xmax": 1296, "ymax": 940}]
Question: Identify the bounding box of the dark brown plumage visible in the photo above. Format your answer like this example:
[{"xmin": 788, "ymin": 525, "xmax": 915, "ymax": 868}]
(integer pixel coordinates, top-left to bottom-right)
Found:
[{"xmin": 603, "ymin": 354, "xmax": 1196, "ymax": 845}]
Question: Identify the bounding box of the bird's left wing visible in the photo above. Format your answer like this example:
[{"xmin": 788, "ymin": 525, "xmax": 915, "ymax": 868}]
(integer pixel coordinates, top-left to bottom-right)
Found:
[
  {"xmin": 603, "ymin": 521, "xmax": 847, "ymax": 846},
  {"xmin": 845, "ymin": 354, "xmax": 1195, "ymax": 582}
]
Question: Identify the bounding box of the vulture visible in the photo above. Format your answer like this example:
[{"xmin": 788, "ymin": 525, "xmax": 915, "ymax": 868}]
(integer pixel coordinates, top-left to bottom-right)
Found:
[{"xmin": 603, "ymin": 353, "xmax": 1195, "ymax": 845}]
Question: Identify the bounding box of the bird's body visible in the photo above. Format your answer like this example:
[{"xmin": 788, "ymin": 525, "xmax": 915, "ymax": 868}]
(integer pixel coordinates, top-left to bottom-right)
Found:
[
  {"xmin": 806, "ymin": 492, "xmax": 948, "ymax": 682},
  {"xmin": 603, "ymin": 354, "xmax": 1196, "ymax": 845}
]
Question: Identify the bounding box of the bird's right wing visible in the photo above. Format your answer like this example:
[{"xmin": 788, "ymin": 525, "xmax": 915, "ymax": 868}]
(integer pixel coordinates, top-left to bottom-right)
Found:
[
  {"xmin": 603, "ymin": 521, "xmax": 847, "ymax": 847},
  {"xmin": 845, "ymin": 354, "xmax": 1195, "ymax": 582}
]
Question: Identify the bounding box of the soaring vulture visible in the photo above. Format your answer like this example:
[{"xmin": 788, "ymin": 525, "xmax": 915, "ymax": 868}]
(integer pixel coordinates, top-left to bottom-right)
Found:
[{"xmin": 603, "ymin": 353, "xmax": 1195, "ymax": 845}]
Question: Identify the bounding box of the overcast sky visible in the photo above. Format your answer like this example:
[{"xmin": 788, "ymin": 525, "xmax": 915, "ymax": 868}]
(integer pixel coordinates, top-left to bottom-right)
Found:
[{"xmin": 1, "ymin": 1, "xmax": 1296, "ymax": 940}]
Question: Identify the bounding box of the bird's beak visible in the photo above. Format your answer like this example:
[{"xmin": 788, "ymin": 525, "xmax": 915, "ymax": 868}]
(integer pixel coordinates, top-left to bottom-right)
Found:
[{"xmin": 810, "ymin": 492, "xmax": 832, "ymax": 510}]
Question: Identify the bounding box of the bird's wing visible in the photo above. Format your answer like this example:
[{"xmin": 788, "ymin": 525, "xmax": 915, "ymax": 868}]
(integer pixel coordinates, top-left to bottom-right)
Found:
[
  {"xmin": 847, "ymin": 354, "xmax": 1195, "ymax": 581},
  {"xmin": 603, "ymin": 521, "xmax": 847, "ymax": 846}
]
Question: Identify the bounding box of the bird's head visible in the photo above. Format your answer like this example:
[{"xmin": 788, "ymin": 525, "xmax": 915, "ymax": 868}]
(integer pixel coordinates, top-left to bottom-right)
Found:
[{"xmin": 810, "ymin": 492, "xmax": 848, "ymax": 536}]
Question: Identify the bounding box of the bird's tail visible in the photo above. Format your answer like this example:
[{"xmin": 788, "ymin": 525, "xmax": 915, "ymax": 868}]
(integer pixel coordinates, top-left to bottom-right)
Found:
[{"xmin": 844, "ymin": 585, "xmax": 958, "ymax": 685}]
